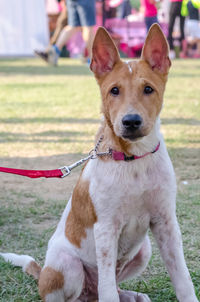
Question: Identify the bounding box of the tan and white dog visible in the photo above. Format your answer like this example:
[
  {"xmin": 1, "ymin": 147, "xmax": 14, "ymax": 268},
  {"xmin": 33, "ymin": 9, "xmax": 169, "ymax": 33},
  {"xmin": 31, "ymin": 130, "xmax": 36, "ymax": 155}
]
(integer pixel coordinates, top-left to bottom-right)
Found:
[{"xmin": 1, "ymin": 25, "xmax": 198, "ymax": 302}]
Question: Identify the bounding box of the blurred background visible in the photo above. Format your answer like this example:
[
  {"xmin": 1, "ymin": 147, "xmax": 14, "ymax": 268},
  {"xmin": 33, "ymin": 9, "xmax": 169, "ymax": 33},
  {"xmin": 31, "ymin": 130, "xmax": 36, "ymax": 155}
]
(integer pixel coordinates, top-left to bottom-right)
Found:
[
  {"xmin": 1, "ymin": 0, "xmax": 199, "ymax": 60},
  {"xmin": 0, "ymin": 0, "xmax": 170, "ymax": 58}
]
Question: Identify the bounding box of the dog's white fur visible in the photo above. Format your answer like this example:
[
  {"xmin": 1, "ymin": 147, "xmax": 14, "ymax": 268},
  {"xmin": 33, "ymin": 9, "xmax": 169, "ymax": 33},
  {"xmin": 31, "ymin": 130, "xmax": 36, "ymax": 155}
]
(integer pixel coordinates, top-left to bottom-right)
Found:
[{"xmin": 0, "ymin": 25, "xmax": 198, "ymax": 302}]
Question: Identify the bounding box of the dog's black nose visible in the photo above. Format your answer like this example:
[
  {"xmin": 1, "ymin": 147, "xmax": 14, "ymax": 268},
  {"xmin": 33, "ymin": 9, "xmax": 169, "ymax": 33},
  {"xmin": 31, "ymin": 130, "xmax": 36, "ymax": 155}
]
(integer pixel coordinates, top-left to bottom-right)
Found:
[{"xmin": 122, "ymin": 114, "xmax": 143, "ymax": 130}]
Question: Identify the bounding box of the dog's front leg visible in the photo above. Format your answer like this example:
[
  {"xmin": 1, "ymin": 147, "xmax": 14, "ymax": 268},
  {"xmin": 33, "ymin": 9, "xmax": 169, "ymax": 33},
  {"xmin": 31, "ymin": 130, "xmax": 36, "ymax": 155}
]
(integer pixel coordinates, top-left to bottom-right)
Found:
[
  {"xmin": 151, "ymin": 213, "xmax": 198, "ymax": 302},
  {"xmin": 94, "ymin": 221, "xmax": 120, "ymax": 302}
]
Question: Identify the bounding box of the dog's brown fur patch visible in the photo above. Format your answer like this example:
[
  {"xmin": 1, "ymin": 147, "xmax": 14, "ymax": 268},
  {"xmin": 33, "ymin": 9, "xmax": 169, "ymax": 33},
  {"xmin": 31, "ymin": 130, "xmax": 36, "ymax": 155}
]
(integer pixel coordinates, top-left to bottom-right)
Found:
[
  {"xmin": 25, "ymin": 260, "xmax": 41, "ymax": 280},
  {"xmin": 38, "ymin": 266, "xmax": 64, "ymax": 301},
  {"xmin": 65, "ymin": 177, "xmax": 97, "ymax": 248}
]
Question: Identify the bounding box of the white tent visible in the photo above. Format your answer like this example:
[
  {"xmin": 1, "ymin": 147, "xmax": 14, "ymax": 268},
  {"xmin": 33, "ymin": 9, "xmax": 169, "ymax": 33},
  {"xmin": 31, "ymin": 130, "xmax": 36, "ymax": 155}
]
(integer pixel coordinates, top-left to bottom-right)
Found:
[{"xmin": 0, "ymin": 0, "xmax": 49, "ymax": 56}]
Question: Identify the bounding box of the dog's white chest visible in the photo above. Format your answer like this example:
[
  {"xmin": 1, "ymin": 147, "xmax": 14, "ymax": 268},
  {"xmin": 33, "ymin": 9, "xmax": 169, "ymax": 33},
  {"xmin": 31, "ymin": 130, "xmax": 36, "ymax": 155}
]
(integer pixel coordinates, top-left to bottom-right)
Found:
[
  {"xmin": 87, "ymin": 157, "xmax": 158, "ymax": 208},
  {"xmin": 83, "ymin": 158, "xmax": 155, "ymax": 254},
  {"xmin": 117, "ymin": 209, "xmax": 150, "ymax": 258}
]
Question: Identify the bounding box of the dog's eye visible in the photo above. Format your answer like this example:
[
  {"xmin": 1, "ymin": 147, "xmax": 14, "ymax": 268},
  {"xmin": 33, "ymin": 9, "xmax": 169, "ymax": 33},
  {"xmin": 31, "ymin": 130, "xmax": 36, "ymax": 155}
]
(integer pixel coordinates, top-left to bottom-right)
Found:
[
  {"xmin": 110, "ymin": 87, "xmax": 119, "ymax": 96},
  {"xmin": 144, "ymin": 86, "xmax": 154, "ymax": 94}
]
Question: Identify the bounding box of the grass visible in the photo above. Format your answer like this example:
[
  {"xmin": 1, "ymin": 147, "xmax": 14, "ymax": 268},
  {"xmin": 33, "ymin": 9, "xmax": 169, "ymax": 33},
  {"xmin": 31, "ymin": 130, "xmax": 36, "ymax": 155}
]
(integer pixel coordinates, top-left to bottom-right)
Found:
[{"xmin": 0, "ymin": 58, "xmax": 199, "ymax": 301}]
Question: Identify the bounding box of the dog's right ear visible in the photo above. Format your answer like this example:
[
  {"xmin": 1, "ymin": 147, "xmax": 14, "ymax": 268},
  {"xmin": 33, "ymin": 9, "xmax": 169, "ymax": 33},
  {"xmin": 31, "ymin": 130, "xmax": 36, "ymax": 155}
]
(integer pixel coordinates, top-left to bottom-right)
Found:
[
  {"xmin": 90, "ymin": 27, "xmax": 120, "ymax": 77},
  {"xmin": 141, "ymin": 23, "xmax": 171, "ymax": 74}
]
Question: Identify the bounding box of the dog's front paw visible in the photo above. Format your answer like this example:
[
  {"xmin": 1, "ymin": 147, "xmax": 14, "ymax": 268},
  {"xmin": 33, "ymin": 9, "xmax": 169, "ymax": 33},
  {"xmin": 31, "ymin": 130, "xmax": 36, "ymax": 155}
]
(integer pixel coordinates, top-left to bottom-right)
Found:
[
  {"xmin": 99, "ymin": 292, "xmax": 120, "ymax": 302},
  {"xmin": 181, "ymin": 298, "xmax": 199, "ymax": 302},
  {"xmin": 177, "ymin": 292, "xmax": 199, "ymax": 302},
  {"xmin": 136, "ymin": 293, "xmax": 151, "ymax": 302},
  {"xmin": 119, "ymin": 290, "xmax": 151, "ymax": 302}
]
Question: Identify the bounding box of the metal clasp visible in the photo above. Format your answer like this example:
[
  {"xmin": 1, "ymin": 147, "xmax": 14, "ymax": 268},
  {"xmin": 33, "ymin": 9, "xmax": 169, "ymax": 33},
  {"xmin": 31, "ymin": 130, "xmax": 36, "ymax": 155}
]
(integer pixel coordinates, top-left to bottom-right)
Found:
[
  {"xmin": 59, "ymin": 166, "xmax": 71, "ymax": 178},
  {"xmin": 58, "ymin": 136, "xmax": 110, "ymax": 178}
]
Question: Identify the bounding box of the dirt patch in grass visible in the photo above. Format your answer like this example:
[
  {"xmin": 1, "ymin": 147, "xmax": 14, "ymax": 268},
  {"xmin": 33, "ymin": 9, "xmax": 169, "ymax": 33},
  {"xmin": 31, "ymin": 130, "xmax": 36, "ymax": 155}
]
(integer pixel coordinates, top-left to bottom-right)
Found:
[
  {"xmin": 0, "ymin": 153, "xmax": 82, "ymax": 203},
  {"xmin": 0, "ymin": 153, "xmax": 83, "ymax": 237}
]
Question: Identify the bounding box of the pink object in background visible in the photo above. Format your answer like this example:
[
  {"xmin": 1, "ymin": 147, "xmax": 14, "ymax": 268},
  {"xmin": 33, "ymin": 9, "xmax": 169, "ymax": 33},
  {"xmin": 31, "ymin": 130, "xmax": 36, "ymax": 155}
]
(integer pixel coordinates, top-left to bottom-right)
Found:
[
  {"xmin": 66, "ymin": 19, "xmax": 168, "ymax": 58},
  {"xmin": 141, "ymin": 0, "xmax": 157, "ymax": 17},
  {"xmin": 46, "ymin": 0, "xmax": 60, "ymax": 15},
  {"xmin": 108, "ymin": 0, "xmax": 123, "ymax": 8},
  {"xmin": 66, "ymin": 32, "xmax": 85, "ymax": 58}
]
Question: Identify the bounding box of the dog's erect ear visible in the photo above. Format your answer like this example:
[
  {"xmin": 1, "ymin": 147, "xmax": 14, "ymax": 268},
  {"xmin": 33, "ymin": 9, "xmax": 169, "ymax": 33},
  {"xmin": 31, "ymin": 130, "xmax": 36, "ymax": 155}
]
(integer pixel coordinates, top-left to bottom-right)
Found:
[
  {"xmin": 90, "ymin": 27, "xmax": 120, "ymax": 76},
  {"xmin": 141, "ymin": 23, "xmax": 171, "ymax": 74}
]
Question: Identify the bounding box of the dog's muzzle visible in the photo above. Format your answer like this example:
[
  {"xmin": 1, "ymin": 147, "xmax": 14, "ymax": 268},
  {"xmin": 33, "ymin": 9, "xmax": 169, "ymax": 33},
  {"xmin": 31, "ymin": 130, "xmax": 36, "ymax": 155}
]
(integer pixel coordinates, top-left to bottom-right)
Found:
[{"xmin": 121, "ymin": 114, "xmax": 144, "ymax": 140}]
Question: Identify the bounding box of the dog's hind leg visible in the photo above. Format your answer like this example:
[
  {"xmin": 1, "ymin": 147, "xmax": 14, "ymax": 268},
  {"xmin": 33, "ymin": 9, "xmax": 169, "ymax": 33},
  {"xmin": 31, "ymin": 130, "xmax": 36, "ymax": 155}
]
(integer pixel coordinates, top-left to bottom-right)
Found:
[
  {"xmin": 39, "ymin": 251, "xmax": 84, "ymax": 302},
  {"xmin": 117, "ymin": 236, "xmax": 151, "ymax": 282},
  {"xmin": 117, "ymin": 236, "xmax": 152, "ymax": 302}
]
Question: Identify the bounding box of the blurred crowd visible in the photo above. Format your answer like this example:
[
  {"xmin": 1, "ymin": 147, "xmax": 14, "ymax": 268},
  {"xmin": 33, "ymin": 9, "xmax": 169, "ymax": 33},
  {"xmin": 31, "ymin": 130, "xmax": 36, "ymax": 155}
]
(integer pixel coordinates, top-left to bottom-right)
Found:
[{"xmin": 35, "ymin": 0, "xmax": 200, "ymax": 65}]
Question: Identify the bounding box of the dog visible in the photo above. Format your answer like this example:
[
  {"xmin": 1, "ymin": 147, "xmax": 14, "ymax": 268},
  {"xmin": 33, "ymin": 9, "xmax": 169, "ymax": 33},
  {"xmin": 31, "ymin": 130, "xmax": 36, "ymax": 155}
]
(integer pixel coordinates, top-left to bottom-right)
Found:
[{"xmin": 0, "ymin": 24, "xmax": 198, "ymax": 302}]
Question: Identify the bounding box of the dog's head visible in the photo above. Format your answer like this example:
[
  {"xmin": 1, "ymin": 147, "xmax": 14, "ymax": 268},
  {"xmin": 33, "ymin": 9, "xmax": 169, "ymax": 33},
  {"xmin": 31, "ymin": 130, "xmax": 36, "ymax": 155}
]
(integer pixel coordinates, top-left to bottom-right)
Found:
[{"xmin": 90, "ymin": 24, "xmax": 171, "ymax": 142}]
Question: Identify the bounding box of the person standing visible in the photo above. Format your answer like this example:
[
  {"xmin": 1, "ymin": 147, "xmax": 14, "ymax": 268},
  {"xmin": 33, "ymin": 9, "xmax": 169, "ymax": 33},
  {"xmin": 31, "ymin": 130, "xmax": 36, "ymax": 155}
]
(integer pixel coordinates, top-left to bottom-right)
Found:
[
  {"xmin": 35, "ymin": 0, "xmax": 68, "ymax": 62},
  {"xmin": 140, "ymin": 0, "xmax": 159, "ymax": 32},
  {"xmin": 168, "ymin": 0, "xmax": 185, "ymax": 59},
  {"xmin": 118, "ymin": 0, "xmax": 132, "ymax": 19},
  {"xmin": 181, "ymin": 0, "xmax": 200, "ymax": 57},
  {"xmin": 43, "ymin": 0, "xmax": 96, "ymax": 66}
]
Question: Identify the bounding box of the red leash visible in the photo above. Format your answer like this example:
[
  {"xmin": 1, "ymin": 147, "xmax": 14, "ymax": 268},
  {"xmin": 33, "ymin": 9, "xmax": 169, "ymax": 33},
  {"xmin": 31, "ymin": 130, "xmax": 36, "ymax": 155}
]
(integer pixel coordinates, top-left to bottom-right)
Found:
[
  {"xmin": 0, "ymin": 167, "xmax": 63, "ymax": 178},
  {"xmin": 0, "ymin": 141, "xmax": 160, "ymax": 179},
  {"xmin": 0, "ymin": 153, "xmax": 93, "ymax": 179}
]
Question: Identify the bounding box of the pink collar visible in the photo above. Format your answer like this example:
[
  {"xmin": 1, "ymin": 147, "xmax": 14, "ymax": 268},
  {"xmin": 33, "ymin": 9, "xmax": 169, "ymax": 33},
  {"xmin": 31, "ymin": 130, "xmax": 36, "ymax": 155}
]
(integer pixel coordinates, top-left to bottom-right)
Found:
[{"xmin": 110, "ymin": 142, "xmax": 160, "ymax": 161}]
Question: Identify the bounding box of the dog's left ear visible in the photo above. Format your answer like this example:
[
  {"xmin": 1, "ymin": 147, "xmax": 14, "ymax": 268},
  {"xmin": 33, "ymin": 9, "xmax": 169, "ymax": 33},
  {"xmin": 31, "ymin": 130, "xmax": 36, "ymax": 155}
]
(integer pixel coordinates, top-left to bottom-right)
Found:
[
  {"xmin": 141, "ymin": 23, "xmax": 171, "ymax": 74},
  {"xmin": 90, "ymin": 27, "xmax": 120, "ymax": 77}
]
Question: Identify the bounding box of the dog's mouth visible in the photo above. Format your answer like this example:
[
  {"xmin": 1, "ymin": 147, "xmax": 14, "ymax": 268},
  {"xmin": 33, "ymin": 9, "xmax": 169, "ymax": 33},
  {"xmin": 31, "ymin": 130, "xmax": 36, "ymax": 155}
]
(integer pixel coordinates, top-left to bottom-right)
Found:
[{"xmin": 122, "ymin": 130, "xmax": 145, "ymax": 141}]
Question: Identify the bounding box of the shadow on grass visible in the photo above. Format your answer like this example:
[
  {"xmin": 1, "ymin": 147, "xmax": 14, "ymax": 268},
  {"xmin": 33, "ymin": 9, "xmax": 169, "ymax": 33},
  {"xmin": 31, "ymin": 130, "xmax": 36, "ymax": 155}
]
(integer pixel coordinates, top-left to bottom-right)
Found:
[
  {"xmin": 166, "ymin": 138, "xmax": 200, "ymax": 145},
  {"xmin": 168, "ymin": 146, "xmax": 200, "ymax": 160},
  {"xmin": 162, "ymin": 117, "xmax": 200, "ymax": 125},
  {"xmin": 172, "ymin": 61, "xmax": 200, "ymax": 71},
  {"xmin": 167, "ymin": 147, "xmax": 199, "ymax": 183},
  {"xmin": 1, "ymin": 117, "xmax": 199, "ymax": 125},
  {"xmin": 169, "ymin": 72, "xmax": 200, "ymax": 78},
  {"xmin": 0, "ymin": 117, "xmax": 100, "ymax": 124},
  {"xmin": 2, "ymin": 125, "xmax": 199, "ymax": 145},
  {"xmin": 0, "ymin": 64, "xmax": 91, "ymax": 76},
  {"xmin": 0, "ymin": 130, "xmax": 95, "ymax": 144}
]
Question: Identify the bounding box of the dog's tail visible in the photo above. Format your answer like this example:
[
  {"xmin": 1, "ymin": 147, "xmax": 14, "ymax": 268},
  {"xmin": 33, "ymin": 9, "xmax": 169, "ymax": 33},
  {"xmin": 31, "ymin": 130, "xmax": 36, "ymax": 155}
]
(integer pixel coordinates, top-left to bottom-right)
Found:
[{"xmin": 0, "ymin": 252, "xmax": 41, "ymax": 280}]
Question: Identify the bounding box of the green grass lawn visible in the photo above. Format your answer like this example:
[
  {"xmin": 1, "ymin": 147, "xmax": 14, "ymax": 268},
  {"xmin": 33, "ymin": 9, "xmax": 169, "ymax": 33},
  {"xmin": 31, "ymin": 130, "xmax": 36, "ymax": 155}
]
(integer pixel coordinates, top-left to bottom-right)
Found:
[{"xmin": 0, "ymin": 58, "xmax": 199, "ymax": 301}]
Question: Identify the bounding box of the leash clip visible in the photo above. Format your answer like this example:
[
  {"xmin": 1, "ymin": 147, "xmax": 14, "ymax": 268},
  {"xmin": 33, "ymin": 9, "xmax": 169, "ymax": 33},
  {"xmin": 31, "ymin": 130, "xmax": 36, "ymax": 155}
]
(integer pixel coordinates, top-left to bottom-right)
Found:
[{"xmin": 59, "ymin": 166, "xmax": 71, "ymax": 178}]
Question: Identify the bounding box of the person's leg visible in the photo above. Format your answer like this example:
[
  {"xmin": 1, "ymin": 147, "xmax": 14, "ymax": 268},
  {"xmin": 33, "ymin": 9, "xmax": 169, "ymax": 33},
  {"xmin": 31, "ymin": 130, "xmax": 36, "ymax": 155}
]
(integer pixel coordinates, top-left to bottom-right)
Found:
[
  {"xmin": 177, "ymin": 1, "xmax": 185, "ymax": 50},
  {"xmin": 188, "ymin": 39, "xmax": 200, "ymax": 57},
  {"xmin": 48, "ymin": 0, "xmax": 81, "ymax": 65},
  {"xmin": 34, "ymin": 6, "xmax": 68, "ymax": 62},
  {"xmin": 145, "ymin": 16, "xmax": 158, "ymax": 33},
  {"xmin": 189, "ymin": 37, "xmax": 200, "ymax": 57},
  {"xmin": 55, "ymin": 25, "xmax": 80, "ymax": 51},
  {"xmin": 168, "ymin": 2, "xmax": 177, "ymax": 50},
  {"xmin": 77, "ymin": 0, "xmax": 96, "ymax": 59},
  {"xmin": 195, "ymin": 22, "xmax": 200, "ymax": 54},
  {"xmin": 196, "ymin": 39, "xmax": 200, "ymax": 53},
  {"xmin": 180, "ymin": 15, "xmax": 185, "ymax": 43},
  {"xmin": 180, "ymin": 18, "xmax": 191, "ymax": 58},
  {"xmin": 182, "ymin": 20, "xmax": 200, "ymax": 57},
  {"xmin": 55, "ymin": 0, "xmax": 81, "ymax": 51},
  {"xmin": 47, "ymin": 25, "xmax": 80, "ymax": 66},
  {"xmin": 50, "ymin": 7, "xmax": 68, "ymax": 46},
  {"xmin": 179, "ymin": 39, "xmax": 188, "ymax": 58},
  {"xmin": 82, "ymin": 26, "xmax": 95, "ymax": 59}
]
